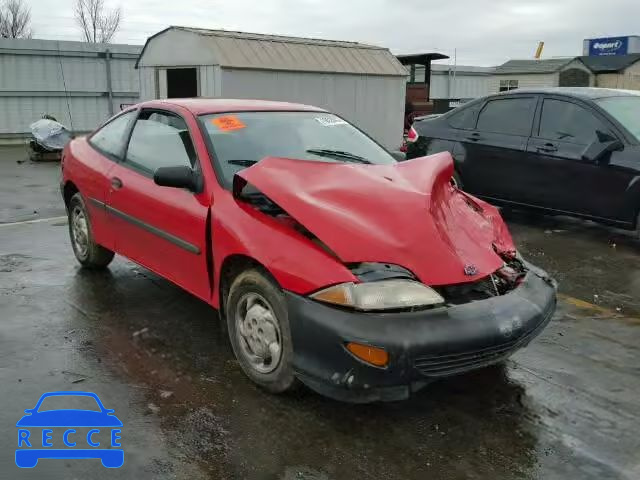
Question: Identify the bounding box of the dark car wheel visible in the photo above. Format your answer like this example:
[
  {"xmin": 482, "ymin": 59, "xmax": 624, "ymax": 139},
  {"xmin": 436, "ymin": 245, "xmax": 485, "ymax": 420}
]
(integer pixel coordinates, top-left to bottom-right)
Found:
[
  {"xmin": 68, "ymin": 193, "xmax": 114, "ymax": 269},
  {"xmin": 226, "ymin": 268, "xmax": 297, "ymax": 393},
  {"xmin": 635, "ymin": 210, "xmax": 640, "ymax": 240}
]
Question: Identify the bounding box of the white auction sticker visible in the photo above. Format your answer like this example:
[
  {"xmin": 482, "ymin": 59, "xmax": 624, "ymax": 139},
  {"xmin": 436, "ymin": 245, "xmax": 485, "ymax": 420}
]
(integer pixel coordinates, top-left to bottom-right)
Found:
[{"xmin": 315, "ymin": 116, "xmax": 348, "ymax": 127}]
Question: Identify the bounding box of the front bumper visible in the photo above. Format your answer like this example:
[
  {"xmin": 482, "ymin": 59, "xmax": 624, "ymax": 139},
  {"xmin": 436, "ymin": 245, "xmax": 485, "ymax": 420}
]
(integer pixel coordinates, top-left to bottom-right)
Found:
[{"xmin": 286, "ymin": 265, "xmax": 557, "ymax": 402}]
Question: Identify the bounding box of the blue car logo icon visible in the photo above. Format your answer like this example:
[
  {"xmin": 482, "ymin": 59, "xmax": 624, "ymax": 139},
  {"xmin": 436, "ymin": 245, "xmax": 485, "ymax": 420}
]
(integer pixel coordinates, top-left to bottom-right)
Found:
[{"xmin": 16, "ymin": 391, "xmax": 123, "ymax": 468}]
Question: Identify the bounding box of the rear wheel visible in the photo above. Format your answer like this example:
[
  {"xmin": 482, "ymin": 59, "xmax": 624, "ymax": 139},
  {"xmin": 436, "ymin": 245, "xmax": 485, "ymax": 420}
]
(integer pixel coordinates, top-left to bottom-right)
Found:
[
  {"xmin": 68, "ymin": 193, "xmax": 114, "ymax": 269},
  {"xmin": 225, "ymin": 268, "xmax": 297, "ymax": 393}
]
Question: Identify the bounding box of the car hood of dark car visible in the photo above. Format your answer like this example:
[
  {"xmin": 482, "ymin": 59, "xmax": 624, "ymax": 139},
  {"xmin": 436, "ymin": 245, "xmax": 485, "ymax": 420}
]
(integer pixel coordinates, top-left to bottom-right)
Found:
[
  {"xmin": 16, "ymin": 410, "xmax": 123, "ymax": 427},
  {"xmin": 233, "ymin": 153, "xmax": 515, "ymax": 286}
]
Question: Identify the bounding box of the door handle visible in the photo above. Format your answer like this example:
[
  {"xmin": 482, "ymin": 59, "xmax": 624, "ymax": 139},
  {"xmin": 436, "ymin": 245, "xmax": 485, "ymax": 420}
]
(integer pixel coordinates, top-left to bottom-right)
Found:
[
  {"xmin": 536, "ymin": 143, "xmax": 558, "ymax": 153},
  {"xmin": 110, "ymin": 177, "xmax": 123, "ymax": 189},
  {"xmin": 466, "ymin": 132, "xmax": 484, "ymax": 142}
]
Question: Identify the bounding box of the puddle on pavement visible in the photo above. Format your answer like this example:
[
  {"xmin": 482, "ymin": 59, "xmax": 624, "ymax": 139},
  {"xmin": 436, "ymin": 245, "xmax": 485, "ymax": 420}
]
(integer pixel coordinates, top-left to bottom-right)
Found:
[{"xmin": 62, "ymin": 265, "xmax": 548, "ymax": 479}]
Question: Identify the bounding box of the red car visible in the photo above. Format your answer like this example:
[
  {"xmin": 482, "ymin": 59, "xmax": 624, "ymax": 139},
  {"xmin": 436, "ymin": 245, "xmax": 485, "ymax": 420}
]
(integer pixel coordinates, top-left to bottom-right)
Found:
[{"xmin": 61, "ymin": 99, "xmax": 557, "ymax": 402}]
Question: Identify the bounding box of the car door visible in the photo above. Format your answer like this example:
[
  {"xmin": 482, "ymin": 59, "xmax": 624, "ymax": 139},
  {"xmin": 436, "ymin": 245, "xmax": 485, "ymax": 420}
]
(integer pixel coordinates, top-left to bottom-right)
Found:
[
  {"xmin": 105, "ymin": 108, "xmax": 212, "ymax": 301},
  {"xmin": 81, "ymin": 110, "xmax": 137, "ymax": 250},
  {"xmin": 525, "ymin": 96, "xmax": 633, "ymax": 219},
  {"xmin": 459, "ymin": 96, "xmax": 538, "ymax": 202}
]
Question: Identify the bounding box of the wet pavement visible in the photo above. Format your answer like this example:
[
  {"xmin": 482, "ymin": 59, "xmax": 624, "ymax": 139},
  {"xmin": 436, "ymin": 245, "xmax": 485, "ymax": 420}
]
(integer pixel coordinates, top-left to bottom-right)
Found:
[{"xmin": 1, "ymin": 146, "xmax": 639, "ymax": 479}]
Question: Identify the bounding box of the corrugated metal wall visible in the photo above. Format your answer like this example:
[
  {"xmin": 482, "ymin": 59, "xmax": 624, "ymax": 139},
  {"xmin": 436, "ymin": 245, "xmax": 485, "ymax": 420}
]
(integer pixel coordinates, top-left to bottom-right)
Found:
[
  {"xmin": 220, "ymin": 69, "xmax": 406, "ymax": 150},
  {"xmin": 410, "ymin": 64, "xmax": 493, "ymax": 100},
  {"xmin": 430, "ymin": 73, "xmax": 492, "ymax": 99},
  {"xmin": 0, "ymin": 38, "xmax": 141, "ymax": 137},
  {"xmin": 199, "ymin": 65, "xmax": 221, "ymax": 97},
  {"xmin": 138, "ymin": 66, "xmax": 156, "ymax": 101}
]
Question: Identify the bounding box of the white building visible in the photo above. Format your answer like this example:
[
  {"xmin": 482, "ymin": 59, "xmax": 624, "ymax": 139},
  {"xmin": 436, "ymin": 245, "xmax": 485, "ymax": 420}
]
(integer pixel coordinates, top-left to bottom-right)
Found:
[
  {"xmin": 489, "ymin": 58, "xmax": 594, "ymax": 94},
  {"xmin": 136, "ymin": 27, "xmax": 408, "ymax": 149},
  {"xmin": 429, "ymin": 64, "xmax": 494, "ymax": 100}
]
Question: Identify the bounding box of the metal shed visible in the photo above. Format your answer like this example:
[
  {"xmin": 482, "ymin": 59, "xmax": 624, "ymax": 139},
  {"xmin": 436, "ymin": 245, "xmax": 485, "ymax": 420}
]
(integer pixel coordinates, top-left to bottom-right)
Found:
[
  {"xmin": 136, "ymin": 27, "xmax": 408, "ymax": 149},
  {"xmin": 0, "ymin": 38, "xmax": 141, "ymax": 139}
]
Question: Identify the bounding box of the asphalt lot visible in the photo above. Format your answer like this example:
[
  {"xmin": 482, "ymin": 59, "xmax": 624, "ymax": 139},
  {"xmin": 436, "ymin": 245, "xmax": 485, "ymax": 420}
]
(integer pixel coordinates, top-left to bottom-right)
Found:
[{"xmin": 1, "ymin": 144, "xmax": 639, "ymax": 479}]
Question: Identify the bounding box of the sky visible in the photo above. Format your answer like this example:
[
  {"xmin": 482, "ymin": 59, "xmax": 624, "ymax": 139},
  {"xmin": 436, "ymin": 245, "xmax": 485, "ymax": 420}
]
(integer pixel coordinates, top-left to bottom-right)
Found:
[{"xmin": 28, "ymin": 0, "xmax": 640, "ymax": 66}]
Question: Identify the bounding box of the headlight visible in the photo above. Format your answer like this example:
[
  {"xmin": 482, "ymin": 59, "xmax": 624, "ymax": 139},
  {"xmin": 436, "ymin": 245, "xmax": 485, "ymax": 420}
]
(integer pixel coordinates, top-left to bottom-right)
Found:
[{"xmin": 310, "ymin": 279, "xmax": 445, "ymax": 311}]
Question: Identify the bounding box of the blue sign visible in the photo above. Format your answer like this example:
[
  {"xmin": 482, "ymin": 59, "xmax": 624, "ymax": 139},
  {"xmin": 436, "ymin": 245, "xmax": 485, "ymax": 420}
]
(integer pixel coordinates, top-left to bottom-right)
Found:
[
  {"xmin": 588, "ymin": 37, "xmax": 629, "ymax": 56},
  {"xmin": 15, "ymin": 391, "xmax": 123, "ymax": 468}
]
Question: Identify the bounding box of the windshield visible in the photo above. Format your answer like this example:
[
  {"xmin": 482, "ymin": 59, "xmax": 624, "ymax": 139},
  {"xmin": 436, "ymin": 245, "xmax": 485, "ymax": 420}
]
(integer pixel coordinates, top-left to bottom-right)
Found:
[
  {"xmin": 595, "ymin": 96, "xmax": 640, "ymax": 141},
  {"xmin": 200, "ymin": 111, "xmax": 396, "ymax": 187},
  {"xmin": 37, "ymin": 395, "xmax": 101, "ymax": 412}
]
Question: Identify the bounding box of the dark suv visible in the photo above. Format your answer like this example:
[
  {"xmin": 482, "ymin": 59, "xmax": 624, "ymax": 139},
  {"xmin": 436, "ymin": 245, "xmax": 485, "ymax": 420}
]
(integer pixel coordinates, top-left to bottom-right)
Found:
[{"xmin": 406, "ymin": 87, "xmax": 640, "ymax": 237}]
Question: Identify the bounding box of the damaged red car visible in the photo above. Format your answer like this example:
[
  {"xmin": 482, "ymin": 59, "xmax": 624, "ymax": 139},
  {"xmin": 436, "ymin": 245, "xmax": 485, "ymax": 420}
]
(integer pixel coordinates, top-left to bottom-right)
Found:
[{"xmin": 61, "ymin": 99, "xmax": 557, "ymax": 402}]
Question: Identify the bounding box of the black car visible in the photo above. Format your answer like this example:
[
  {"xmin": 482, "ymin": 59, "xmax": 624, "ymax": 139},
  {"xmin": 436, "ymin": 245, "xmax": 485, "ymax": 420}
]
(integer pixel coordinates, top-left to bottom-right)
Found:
[{"xmin": 406, "ymin": 87, "xmax": 640, "ymax": 237}]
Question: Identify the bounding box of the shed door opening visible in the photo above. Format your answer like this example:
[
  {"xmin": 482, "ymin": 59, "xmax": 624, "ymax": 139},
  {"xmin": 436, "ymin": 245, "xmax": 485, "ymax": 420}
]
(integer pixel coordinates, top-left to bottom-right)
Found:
[{"xmin": 167, "ymin": 68, "xmax": 198, "ymax": 98}]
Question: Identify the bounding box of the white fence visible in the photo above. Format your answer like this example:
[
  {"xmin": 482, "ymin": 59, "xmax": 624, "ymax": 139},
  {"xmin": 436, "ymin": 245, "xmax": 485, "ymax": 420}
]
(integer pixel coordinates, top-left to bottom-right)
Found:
[{"xmin": 0, "ymin": 38, "xmax": 141, "ymax": 139}]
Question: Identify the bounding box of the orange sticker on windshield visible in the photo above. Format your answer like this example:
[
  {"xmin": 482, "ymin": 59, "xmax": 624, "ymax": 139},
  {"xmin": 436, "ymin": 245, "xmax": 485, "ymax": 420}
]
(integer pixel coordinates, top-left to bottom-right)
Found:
[{"xmin": 211, "ymin": 115, "xmax": 246, "ymax": 131}]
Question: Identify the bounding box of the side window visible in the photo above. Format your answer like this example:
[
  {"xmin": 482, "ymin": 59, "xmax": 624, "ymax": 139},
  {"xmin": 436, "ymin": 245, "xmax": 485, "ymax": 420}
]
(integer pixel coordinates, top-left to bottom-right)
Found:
[
  {"xmin": 499, "ymin": 80, "xmax": 519, "ymax": 92},
  {"xmin": 125, "ymin": 111, "xmax": 197, "ymax": 175},
  {"xmin": 538, "ymin": 99, "xmax": 606, "ymax": 144},
  {"xmin": 89, "ymin": 111, "xmax": 136, "ymax": 158},
  {"xmin": 476, "ymin": 98, "xmax": 537, "ymax": 136},
  {"xmin": 447, "ymin": 103, "xmax": 481, "ymax": 130}
]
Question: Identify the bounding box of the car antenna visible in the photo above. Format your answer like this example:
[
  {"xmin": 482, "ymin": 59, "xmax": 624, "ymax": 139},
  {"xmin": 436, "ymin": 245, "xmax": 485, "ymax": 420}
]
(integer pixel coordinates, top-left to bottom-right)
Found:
[{"xmin": 57, "ymin": 42, "xmax": 75, "ymax": 134}]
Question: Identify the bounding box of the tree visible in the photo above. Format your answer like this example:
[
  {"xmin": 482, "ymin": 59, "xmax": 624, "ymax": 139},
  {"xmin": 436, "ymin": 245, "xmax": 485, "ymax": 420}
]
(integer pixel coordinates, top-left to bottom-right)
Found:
[
  {"xmin": 74, "ymin": 0, "xmax": 122, "ymax": 43},
  {"xmin": 0, "ymin": 0, "xmax": 33, "ymax": 38}
]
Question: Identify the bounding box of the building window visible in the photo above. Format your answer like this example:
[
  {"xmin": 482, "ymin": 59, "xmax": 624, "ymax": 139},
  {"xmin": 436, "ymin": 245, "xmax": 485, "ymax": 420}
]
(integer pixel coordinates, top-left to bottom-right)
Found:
[{"xmin": 499, "ymin": 80, "xmax": 519, "ymax": 92}]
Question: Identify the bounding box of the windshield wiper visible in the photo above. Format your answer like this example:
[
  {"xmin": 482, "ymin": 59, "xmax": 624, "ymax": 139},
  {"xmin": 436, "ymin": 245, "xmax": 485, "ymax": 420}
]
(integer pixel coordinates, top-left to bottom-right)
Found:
[
  {"xmin": 226, "ymin": 159, "xmax": 259, "ymax": 167},
  {"xmin": 306, "ymin": 149, "xmax": 371, "ymax": 164}
]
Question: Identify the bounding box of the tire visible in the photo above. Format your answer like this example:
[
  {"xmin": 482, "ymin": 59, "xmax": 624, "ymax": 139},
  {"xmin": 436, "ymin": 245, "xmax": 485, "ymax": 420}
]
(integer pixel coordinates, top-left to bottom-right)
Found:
[
  {"xmin": 225, "ymin": 268, "xmax": 297, "ymax": 393},
  {"xmin": 635, "ymin": 210, "xmax": 640, "ymax": 240},
  {"xmin": 68, "ymin": 192, "xmax": 114, "ymax": 269}
]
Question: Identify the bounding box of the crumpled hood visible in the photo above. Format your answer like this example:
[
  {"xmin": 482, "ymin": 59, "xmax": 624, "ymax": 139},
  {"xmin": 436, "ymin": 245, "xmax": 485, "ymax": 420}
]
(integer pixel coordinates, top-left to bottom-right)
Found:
[{"xmin": 234, "ymin": 153, "xmax": 515, "ymax": 286}]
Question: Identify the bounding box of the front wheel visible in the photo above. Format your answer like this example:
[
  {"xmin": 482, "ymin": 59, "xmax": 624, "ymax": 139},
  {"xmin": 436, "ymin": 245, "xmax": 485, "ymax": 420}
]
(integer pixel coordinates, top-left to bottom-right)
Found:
[
  {"xmin": 225, "ymin": 269, "xmax": 297, "ymax": 393},
  {"xmin": 451, "ymin": 169, "xmax": 463, "ymax": 189},
  {"xmin": 68, "ymin": 193, "xmax": 114, "ymax": 269}
]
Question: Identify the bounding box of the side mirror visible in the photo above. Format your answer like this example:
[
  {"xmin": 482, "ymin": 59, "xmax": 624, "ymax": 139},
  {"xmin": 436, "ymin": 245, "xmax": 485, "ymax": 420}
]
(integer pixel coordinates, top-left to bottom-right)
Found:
[
  {"xmin": 582, "ymin": 138, "xmax": 623, "ymax": 164},
  {"xmin": 154, "ymin": 166, "xmax": 201, "ymax": 192}
]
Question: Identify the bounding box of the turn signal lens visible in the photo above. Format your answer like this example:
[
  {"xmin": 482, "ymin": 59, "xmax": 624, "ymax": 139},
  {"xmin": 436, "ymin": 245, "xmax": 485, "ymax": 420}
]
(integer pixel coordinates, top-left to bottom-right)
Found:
[
  {"xmin": 346, "ymin": 342, "xmax": 389, "ymax": 367},
  {"xmin": 311, "ymin": 284, "xmax": 353, "ymax": 306}
]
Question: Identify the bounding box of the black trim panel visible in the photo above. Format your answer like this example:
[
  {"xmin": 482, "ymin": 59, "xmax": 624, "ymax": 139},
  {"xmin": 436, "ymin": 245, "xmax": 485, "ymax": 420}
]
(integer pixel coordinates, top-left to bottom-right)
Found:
[
  {"xmin": 475, "ymin": 194, "xmax": 633, "ymax": 227},
  {"xmin": 88, "ymin": 197, "xmax": 201, "ymax": 255}
]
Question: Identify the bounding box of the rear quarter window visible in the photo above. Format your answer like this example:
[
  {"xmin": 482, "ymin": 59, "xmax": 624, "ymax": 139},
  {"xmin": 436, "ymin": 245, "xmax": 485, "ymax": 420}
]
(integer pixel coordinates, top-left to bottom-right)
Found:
[
  {"xmin": 89, "ymin": 110, "xmax": 136, "ymax": 158},
  {"xmin": 447, "ymin": 103, "xmax": 482, "ymax": 130}
]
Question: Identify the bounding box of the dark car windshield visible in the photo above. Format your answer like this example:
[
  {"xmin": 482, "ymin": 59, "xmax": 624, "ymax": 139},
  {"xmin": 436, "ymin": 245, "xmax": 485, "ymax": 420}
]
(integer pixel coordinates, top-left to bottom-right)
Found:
[
  {"xmin": 200, "ymin": 111, "xmax": 396, "ymax": 187},
  {"xmin": 37, "ymin": 395, "xmax": 101, "ymax": 412},
  {"xmin": 595, "ymin": 96, "xmax": 640, "ymax": 141}
]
